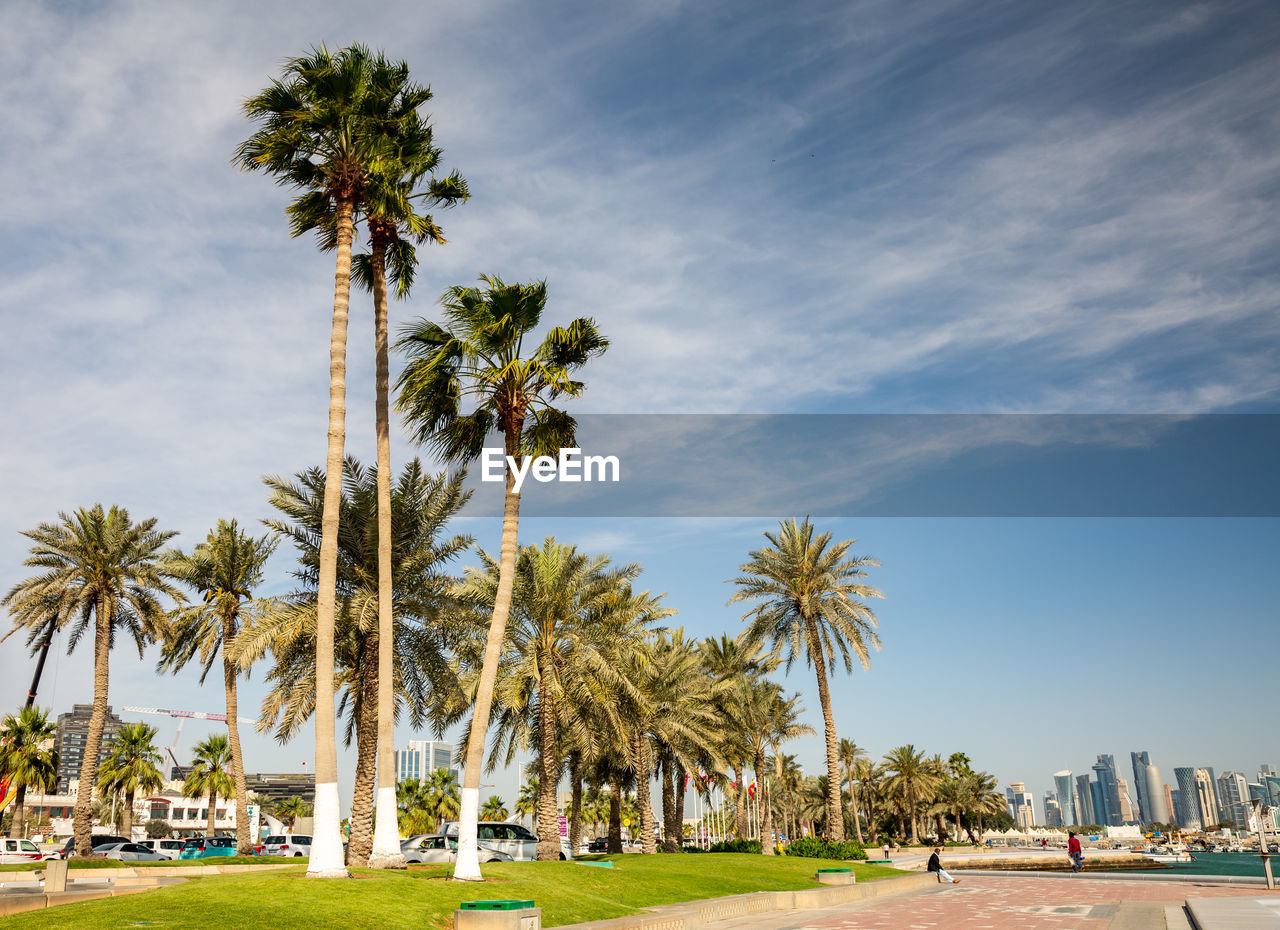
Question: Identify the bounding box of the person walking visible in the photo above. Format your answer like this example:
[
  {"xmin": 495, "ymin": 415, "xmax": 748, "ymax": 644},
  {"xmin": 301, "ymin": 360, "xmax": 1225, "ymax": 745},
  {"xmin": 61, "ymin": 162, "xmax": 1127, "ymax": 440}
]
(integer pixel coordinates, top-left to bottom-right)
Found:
[
  {"xmin": 882, "ymin": 842, "xmax": 891, "ymax": 861},
  {"xmin": 1068, "ymin": 831, "xmax": 1084, "ymax": 872},
  {"xmin": 927, "ymin": 846, "xmax": 959, "ymax": 884}
]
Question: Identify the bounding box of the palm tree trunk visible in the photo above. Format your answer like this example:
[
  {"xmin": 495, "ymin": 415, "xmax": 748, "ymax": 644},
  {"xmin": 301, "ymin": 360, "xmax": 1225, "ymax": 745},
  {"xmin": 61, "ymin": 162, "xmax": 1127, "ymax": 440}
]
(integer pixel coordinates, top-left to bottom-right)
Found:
[
  {"xmin": 674, "ymin": 764, "xmax": 688, "ymax": 848},
  {"xmin": 607, "ymin": 777, "xmax": 623, "ymax": 854},
  {"xmin": 310, "ymin": 194, "xmax": 355, "ymax": 879},
  {"xmin": 207, "ymin": 790, "xmax": 217, "ymax": 837},
  {"xmin": 804, "ymin": 618, "xmax": 844, "ymax": 843},
  {"xmin": 536, "ymin": 678, "xmax": 561, "ymax": 860},
  {"xmin": 10, "ymin": 785, "xmax": 27, "ymax": 840},
  {"xmin": 455, "ymin": 439, "xmax": 522, "ymax": 881},
  {"xmin": 661, "ymin": 753, "xmax": 679, "ymax": 853},
  {"xmin": 733, "ymin": 764, "xmax": 747, "ymax": 840},
  {"xmin": 634, "ymin": 734, "xmax": 656, "ymax": 854},
  {"xmin": 347, "ymin": 637, "xmax": 379, "ymax": 866},
  {"xmin": 224, "ymin": 635, "xmax": 251, "ymax": 856},
  {"xmin": 755, "ymin": 749, "xmax": 774, "ymax": 855},
  {"xmin": 568, "ymin": 753, "xmax": 583, "ymax": 852},
  {"xmin": 907, "ymin": 782, "xmax": 918, "ymax": 843},
  {"xmin": 121, "ymin": 788, "xmax": 135, "ymax": 840},
  {"xmin": 368, "ymin": 234, "xmax": 404, "ymax": 871},
  {"xmin": 72, "ymin": 595, "xmax": 110, "ymax": 856}
]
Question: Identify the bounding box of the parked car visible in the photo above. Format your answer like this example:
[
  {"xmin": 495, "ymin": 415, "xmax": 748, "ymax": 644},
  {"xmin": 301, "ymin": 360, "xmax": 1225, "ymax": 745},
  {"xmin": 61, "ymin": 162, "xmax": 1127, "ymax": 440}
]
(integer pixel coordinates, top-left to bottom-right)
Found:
[
  {"xmin": 95, "ymin": 842, "xmax": 170, "ymax": 862},
  {"xmin": 178, "ymin": 836, "xmax": 238, "ymax": 859},
  {"xmin": 0, "ymin": 838, "xmax": 56, "ymax": 864},
  {"xmin": 135, "ymin": 838, "xmax": 188, "ymax": 860},
  {"xmin": 438, "ymin": 821, "xmax": 572, "ymax": 861},
  {"xmin": 401, "ymin": 834, "xmax": 512, "ymax": 865},
  {"xmin": 261, "ymin": 834, "xmax": 312, "ymax": 857},
  {"xmin": 60, "ymin": 835, "xmax": 130, "ymax": 858},
  {"xmin": 587, "ymin": 836, "xmax": 609, "ymax": 853}
]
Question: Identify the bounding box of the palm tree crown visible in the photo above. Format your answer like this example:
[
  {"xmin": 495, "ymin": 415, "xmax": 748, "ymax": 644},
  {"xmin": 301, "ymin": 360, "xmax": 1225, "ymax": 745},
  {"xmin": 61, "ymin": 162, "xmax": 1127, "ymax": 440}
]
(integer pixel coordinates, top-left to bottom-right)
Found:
[
  {"xmin": 97, "ymin": 722, "xmax": 164, "ymax": 841},
  {"xmin": 0, "ymin": 707, "xmax": 59, "ymax": 839},
  {"xmin": 183, "ymin": 734, "xmax": 235, "ymax": 838}
]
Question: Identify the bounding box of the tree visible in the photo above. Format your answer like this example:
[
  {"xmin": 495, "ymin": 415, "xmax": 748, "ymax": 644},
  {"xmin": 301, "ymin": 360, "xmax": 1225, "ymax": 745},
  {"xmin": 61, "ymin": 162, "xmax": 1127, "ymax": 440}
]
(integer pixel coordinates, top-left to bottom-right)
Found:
[
  {"xmin": 0, "ymin": 707, "xmax": 59, "ymax": 839},
  {"xmin": 235, "ymin": 44, "xmax": 432, "ymax": 878},
  {"xmin": 883, "ymin": 744, "xmax": 940, "ymax": 844},
  {"xmin": 480, "ymin": 795, "xmax": 508, "ymax": 821},
  {"xmin": 96, "ymin": 722, "xmax": 164, "ymax": 842},
  {"xmin": 159, "ymin": 520, "xmax": 276, "ymax": 855},
  {"xmin": 183, "ymin": 734, "xmax": 235, "ymax": 838},
  {"xmin": 146, "ymin": 819, "xmax": 174, "ymax": 839},
  {"xmin": 396, "ymin": 275, "xmax": 608, "ymax": 880},
  {"xmin": 729, "ymin": 517, "xmax": 882, "ymax": 842},
  {"xmin": 273, "ymin": 797, "xmax": 313, "ymax": 833},
  {"xmin": 233, "ymin": 458, "xmax": 470, "ymax": 866},
  {"xmin": 2, "ymin": 505, "xmax": 178, "ymax": 855},
  {"xmin": 839, "ymin": 738, "xmax": 869, "ymax": 844}
]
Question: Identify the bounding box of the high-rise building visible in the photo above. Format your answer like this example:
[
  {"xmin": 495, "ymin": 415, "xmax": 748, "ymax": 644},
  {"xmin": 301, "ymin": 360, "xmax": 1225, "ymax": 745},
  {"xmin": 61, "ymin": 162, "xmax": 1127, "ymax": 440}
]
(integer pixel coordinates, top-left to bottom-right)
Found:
[
  {"xmin": 1076, "ymin": 773, "xmax": 1096, "ymax": 825},
  {"xmin": 1261, "ymin": 764, "xmax": 1277, "ymax": 780},
  {"xmin": 1044, "ymin": 792, "xmax": 1062, "ymax": 827},
  {"xmin": 1161, "ymin": 784, "xmax": 1176, "ymax": 825},
  {"xmin": 1053, "ymin": 771, "xmax": 1076, "ymax": 825},
  {"xmin": 393, "ymin": 739, "xmax": 455, "ymax": 782},
  {"xmin": 1174, "ymin": 768, "xmax": 1202, "ymax": 830},
  {"xmin": 54, "ymin": 704, "xmax": 124, "ymax": 794},
  {"xmin": 1091, "ymin": 780, "xmax": 1107, "ymax": 828},
  {"xmin": 1116, "ymin": 777, "xmax": 1136, "ymax": 823},
  {"xmin": 1093, "ymin": 755, "xmax": 1122, "ymax": 826},
  {"xmin": 1193, "ymin": 769, "xmax": 1219, "ymax": 828},
  {"xmin": 1144, "ymin": 764, "xmax": 1169, "ymax": 823},
  {"xmin": 1131, "ymin": 752, "xmax": 1153, "ymax": 824},
  {"xmin": 1217, "ymin": 772, "xmax": 1250, "ymax": 828},
  {"xmin": 1007, "ymin": 781, "xmax": 1035, "ymax": 829}
]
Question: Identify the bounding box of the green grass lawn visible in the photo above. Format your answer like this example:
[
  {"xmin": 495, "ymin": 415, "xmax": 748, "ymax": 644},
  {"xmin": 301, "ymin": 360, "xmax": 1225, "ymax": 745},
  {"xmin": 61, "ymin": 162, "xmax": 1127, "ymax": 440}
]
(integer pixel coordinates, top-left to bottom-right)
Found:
[
  {"xmin": 4, "ymin": 853, "xmax": 906, "ymax": 929},
  {"xmin": 0, "ymin": 855, "xmax": 295, "ymax": 871}
]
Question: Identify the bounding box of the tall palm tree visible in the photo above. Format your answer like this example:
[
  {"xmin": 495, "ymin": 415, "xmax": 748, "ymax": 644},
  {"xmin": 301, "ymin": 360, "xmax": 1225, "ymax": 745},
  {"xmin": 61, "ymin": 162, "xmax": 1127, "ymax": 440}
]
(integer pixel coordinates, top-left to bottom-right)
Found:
[
  {"xmin": 2, "ymin": 505, "xmax": 178, "ymax": 855},
  {"xmin": 480, "ymin": 795, "xmax": 508, "ymax": 821},
  {"xmin": 235, "ymin": 44, "xmax": 428, "ymax": 878},
  {"xmin": 516, "ymin": 776, "xmax": 539, "ymax": 828},
  {"xmin": 96, "ymin": 722, "xmax": 164, "ymax": 842},
  {"xmin": 396, "ymin": 275, "xmax": 608, "ymax": 880},
  {"xmin": 421, "ymin": 767, "xmax": 461, "ymax": 824},
  {"xmin": 184, "ymin": 734, "xmax": 235, "ymax": 838},
  {"xmin": 0, "ymin": 707, "xmax": 59, "ymax": 839},
  {"xmin": 158, "ymin": 520, "xmax": 276, "ymax": 855},
  {"xmin": 273, "ymin": 796, "xmax": 313, "ymax": 833},
  {"xmin": 882, "ymin": 744, "xmax": 940, "ymax": 844},
  {"xmin": 729, "ymin": 517, "xmax": 883, "ymax": 842},
  {"xmin": 838, "ymin": 738, "xmax": 868, "ymax": 844}
]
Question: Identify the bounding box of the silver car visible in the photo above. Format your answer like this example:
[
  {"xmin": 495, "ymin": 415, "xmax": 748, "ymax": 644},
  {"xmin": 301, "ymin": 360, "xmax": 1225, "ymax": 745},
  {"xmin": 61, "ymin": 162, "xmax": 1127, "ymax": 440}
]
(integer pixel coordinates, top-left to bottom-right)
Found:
[
  {"xmin": 401, "ymin": 834, "xmax": 511, "ymax": 864},
  {"xmin": 439, "ymin": 821, "xmax": 572, "ymax": 861},
  {"xmin": 95, "ymin": 842, "xmax": 169, "ymax": 861},
  {"xmin": 135, "ymin": 839, "xmax": 187, "ymax": 860}
]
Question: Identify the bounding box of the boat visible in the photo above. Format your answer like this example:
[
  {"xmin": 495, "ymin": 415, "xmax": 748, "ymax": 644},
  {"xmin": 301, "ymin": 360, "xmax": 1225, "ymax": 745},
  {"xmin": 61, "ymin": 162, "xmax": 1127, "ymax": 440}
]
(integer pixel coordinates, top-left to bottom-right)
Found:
[{"xmin": 1138, "ymin": 843, "xmax": 1193, "ymax": 863}]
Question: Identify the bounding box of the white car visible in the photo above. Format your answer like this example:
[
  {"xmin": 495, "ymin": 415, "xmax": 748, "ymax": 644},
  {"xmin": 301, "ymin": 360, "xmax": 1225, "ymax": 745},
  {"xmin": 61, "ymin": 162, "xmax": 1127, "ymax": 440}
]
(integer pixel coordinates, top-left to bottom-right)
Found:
[
  {"xmin": 401, "ymin": 834, "xmax": 512, "ymax": 864},
  {"xmin": 0, "ymin": 838, "xmax": 55, "ymax": 864},
  {"xmin": 262, "ymin": 834, "xmax": 312, "ymax": 857},
  {"xmin": 135, "ymin": 839, "xmax": 187, "ymax": 860},
  {"xmin": 438, "ymin": 822, "xmax": 572, "ymax": 861},
  {"xmin": 94, "ymin": 842, "xmax": 169, "ymax": 861}
]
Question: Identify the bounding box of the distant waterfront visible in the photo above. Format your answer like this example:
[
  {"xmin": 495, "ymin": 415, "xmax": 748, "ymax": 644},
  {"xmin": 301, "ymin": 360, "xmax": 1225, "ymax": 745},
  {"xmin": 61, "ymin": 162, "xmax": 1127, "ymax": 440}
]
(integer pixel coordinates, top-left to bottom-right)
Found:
[{"xmin": 1128, "ymin": 851, "xmax": 1274, "ymax": 878}]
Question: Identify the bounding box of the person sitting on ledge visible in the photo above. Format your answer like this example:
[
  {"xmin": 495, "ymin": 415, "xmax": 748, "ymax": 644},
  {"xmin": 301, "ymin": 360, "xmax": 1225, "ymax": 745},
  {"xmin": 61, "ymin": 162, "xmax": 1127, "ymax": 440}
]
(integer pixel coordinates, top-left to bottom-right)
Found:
[{"xmin": 927, "ymin": 846, "xmax": 959, "ymax": 884}]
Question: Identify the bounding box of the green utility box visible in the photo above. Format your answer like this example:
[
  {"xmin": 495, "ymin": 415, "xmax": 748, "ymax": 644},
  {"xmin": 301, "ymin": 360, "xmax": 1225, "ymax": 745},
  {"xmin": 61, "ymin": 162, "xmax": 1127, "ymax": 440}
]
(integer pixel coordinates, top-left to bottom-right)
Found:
[
  {"xmin": 455, "ymin": 900, "xmax": 542, "ymax": 930},
  {"xmin": 460, "ymin": 901, "xmax": 537, "ymax": 910},
  {"xmin": 815, "ymin": 867, "xmax": 856, "ymax": 885}
]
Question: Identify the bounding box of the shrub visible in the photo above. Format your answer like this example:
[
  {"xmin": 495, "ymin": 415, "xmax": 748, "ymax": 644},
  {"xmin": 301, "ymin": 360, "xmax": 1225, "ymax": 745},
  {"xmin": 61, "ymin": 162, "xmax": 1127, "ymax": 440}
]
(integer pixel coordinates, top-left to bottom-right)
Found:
[
  {"xmin": 782, "ymin": 836, "xmax": 867, "ymax": 861},
  {"xmin": 145, "ymin": 820, "xmax": 174, "ymax": 839},
  {"xmin": 709, "ymin": 838, "xmax": 763, "ymax": 854}
]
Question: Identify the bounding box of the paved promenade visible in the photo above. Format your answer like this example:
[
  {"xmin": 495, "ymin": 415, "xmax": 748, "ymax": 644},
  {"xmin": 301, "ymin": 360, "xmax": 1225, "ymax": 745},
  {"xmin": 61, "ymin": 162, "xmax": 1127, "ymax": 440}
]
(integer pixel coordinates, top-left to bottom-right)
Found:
[{"xmin": 707, "ymin": 874, "xmax": 1280, "ymax": 930}]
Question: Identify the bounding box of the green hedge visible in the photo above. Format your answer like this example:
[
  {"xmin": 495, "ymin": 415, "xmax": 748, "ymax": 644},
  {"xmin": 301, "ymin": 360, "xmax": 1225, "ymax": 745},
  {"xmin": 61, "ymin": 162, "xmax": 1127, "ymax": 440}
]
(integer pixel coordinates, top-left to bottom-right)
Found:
[
  {"xmin": 709, "ymin": 839, "xmax": 763, "ymax": 854},
  {"xmin": 781, "ymin": 837, "xmax": 867, "ymax": 861}
]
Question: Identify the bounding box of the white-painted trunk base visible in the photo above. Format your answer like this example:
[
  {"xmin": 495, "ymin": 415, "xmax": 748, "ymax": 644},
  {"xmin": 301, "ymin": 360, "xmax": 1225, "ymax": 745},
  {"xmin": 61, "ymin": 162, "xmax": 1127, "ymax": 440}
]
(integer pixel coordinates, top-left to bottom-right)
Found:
[
  {"xmin": 306, "ymin": 781, "xmax": 350, "ymax": 878},
  {"xmin": 452, "ymin": 786, "xmax": 483, "ymax": 881},
  {"xmin": 369, "ymin": 785, "xmax": 406, "ymax": 868}
]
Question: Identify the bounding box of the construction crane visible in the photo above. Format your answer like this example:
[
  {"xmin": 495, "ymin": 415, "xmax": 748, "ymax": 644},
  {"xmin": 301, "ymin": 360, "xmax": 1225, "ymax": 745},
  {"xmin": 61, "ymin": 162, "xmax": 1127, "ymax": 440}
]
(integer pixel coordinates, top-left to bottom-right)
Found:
[{"xmin": 121, "ymin": 706, "xmax": 258, "ymax": 773}]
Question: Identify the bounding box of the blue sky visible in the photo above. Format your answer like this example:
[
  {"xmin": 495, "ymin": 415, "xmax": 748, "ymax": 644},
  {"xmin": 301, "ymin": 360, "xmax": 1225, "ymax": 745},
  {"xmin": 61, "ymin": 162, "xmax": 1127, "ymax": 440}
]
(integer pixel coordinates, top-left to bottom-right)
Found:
[{"xmin": 2, "ymin": 0, "xmax": 1278, "ymax": 817}]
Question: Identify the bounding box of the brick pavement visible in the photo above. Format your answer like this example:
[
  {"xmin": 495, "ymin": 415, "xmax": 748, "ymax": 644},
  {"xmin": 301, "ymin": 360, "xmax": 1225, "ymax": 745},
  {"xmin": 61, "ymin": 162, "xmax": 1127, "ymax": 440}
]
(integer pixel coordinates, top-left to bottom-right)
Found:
[{"xmin": 780, "ymin": 874, "xmax": 1280, "ymax": 929}]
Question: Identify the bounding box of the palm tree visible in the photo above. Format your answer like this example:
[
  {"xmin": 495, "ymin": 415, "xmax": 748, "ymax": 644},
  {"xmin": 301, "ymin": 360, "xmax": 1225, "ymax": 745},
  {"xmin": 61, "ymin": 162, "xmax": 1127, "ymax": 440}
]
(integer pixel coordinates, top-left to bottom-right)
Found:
[
  {"xmin": 396, "ymin": 275, "xmax": 608, "ymax": 880},
  {"xmin": 2, "ymin": 505, "xmax": 178, "ymax": 855},
  {"xmin": 235, "ymin": 45, "xmax": 432, "ymax": 879},
  {"xmin": 421, "ymin": 767, "xmax": 461, "ymax": 824},
  {"xmin": 456, "ymin": 539, "xmax": 663, "ymax": 859},
  {"xmin": 838, "ymin": 738, "xmax": 869, "ymax": 843},
  {"xmin": 273, "ymin": 797, "xmax": 313, "ymax": 833},
  {"xmin": 882, "ymin": 744, "xmax": 940, "ymax": 844},
  {"xmin": 729, "ymin": 517, "xmax": 883, "ymax": 842},
  {"xmin": 158, "ymin": 520, "xmax": 276, "ymax": 855},
  {"xmin": 0, "ymin": 707, "xmax": 59, "ymax": 839},
  {"xmin": 233, "ymin": 458, "xmax": 470, "ymax": 866},
  {"xmin": 96, "ymin": 722, "xmax": 164, "ymax": 842},
  {"xmin": 515, "ymin": 776, "xmax": 539, "ymax": 827},
  {"xmin": 480, "ymin": 795, "xmax": 508, "ymax": 821},
  {"xmin": 184, "ymin": 734, "xmax": 235, "ymax": 838}
]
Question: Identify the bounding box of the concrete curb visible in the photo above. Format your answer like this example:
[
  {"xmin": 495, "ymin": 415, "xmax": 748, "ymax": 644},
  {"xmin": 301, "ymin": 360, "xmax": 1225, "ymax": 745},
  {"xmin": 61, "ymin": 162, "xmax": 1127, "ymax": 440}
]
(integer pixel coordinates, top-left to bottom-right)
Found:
[
  {"xmin": 553, "ymin": 872, "xmax": 941, "ymax": 929},
  {"xmin": 951, "ymin": 869, "xmax": 1274, "ymax": 886}
]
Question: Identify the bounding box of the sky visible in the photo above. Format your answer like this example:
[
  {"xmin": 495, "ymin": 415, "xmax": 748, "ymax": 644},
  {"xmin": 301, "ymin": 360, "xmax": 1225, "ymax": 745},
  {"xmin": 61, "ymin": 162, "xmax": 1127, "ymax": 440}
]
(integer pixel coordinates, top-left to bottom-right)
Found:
[{"xmin": 1, "ymin": 0, "xmax": 1278, "ymax": 820}]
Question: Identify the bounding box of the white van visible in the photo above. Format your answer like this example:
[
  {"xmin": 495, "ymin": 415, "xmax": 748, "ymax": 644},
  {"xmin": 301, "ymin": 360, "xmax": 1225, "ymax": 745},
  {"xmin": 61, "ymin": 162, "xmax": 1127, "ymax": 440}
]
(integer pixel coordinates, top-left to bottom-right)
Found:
[
  {"xmin": 262, "ymin": 834, "xmax": 312, "ymax": 857},
  {"xmin": 0, "ymin": 838, "xmax": 53, "ymax": 863},
  {"xmin": 438, "ymin": 822, "xmax": 572, "ymax": 861}
]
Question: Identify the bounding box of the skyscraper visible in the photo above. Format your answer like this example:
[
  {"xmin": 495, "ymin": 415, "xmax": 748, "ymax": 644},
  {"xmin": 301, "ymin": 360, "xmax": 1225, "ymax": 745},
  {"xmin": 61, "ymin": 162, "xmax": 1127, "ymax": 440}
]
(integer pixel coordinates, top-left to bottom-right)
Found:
[
  {"xmin": 393, "ymin": 739, "xmax": 456, "ymax": 782},
  {"xmin": 1161, "ymin": 783, "xmax": 1175, "ymax": 825},
  {"xmin": 1217, "ymin": 772, "xmax": 1250, "ymax": 828},
  {"xmin": 1131, "ymin": 752, "xmax": 1153, "ymax": 824},
  {"xmin": 1053, "ymin": 771, "xmax": 1076, "ymax": 825},
  {"xmin": 1093, "ymin": 755, "xmax": 1122, "ymax": 826},
  {"xmin": 1117, "ymin": 777, "xmax": 1136, "ymax": 823},
  {"xmin": 1076, "ymin": 773, "xmax": 1096, "ymax": 825},
  {"xmin": 1007, "ymin": 781, "xmax": 1035, "ymax": 829},
  {"xmin": 1044, "ymin": 793, "xmax": 1062, "ymax": 827},
  {"xmin": 1174, "ymin": 768, "xmax": 1202, "ymax": 830},
  {"xmin": 1144, "ymin": 763, "xmax": 1169, "ymax": 824},
  {"xmin": 54, "ymin": 703, "xmax": 124, "ymax": 794},
  {"xmin": 1194, "ymin": 769, "xmax": 1220, "ymax": 828}
]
